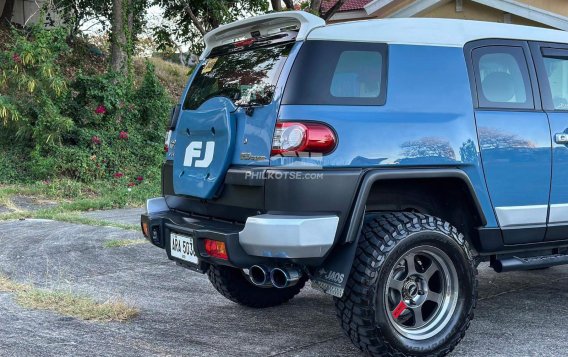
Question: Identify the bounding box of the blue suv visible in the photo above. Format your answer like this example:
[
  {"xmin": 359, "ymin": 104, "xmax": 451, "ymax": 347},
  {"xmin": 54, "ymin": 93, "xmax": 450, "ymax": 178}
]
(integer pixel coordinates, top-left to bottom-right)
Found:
[{"xmin": 141, "ymin": 12, "xmax": 568, "ymax": 356}]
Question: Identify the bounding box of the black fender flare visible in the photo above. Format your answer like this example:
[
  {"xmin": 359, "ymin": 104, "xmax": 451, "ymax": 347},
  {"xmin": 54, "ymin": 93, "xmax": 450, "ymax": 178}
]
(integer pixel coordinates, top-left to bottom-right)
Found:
[
  {"xmin": 311, "ymin": 168, "xmax": 487, "ymax": 298},
  {"xmin": 343, "ymin": 168, "xmax": 487, "ymax": 244}
]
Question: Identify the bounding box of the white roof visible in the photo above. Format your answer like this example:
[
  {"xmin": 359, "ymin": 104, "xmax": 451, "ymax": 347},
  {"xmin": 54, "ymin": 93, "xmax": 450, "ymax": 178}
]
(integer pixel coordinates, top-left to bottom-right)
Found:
[{"xmin": 307, "ymin": 18, "xmax": 568, "ymax": 47}]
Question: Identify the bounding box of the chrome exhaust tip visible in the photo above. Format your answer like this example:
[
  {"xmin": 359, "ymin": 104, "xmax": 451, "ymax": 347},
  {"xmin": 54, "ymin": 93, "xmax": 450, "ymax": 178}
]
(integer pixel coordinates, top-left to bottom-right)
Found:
[
  {"xmin": 249, "ymin": 265, "xmax": 270, "ymax": 286},
  {"xmin": 270, "ymin": 267, "xmax": 300, "ymax": 288}
]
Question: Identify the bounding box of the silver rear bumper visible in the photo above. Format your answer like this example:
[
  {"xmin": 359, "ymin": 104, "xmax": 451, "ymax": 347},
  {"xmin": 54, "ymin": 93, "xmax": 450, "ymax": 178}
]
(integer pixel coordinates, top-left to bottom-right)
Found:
[{"xmin": 239, "ymin": 214, "xmax": 339, "ymax": 258}]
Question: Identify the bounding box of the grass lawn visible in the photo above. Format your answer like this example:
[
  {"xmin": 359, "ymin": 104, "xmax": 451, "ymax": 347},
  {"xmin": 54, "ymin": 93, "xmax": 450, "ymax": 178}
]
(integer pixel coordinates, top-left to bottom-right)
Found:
[{"xmin": 0, "ymin": 177, "xmax": 160, "ymax": 228}]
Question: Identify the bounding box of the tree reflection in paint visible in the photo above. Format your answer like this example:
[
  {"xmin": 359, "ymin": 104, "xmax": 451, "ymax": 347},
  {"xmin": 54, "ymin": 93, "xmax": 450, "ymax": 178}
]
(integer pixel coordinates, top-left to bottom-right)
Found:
[
  {"xmin": 477, "ymin": 127, "xmax": 535, "ymax": 150},
  {"xmin": 400, "ymin": 137, "xmax": 456, "ymax": 161}
]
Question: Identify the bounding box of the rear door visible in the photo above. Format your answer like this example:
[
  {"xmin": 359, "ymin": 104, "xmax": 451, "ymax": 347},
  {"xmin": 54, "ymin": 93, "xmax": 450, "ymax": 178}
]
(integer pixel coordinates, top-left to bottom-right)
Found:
[
  {"xmin": 169, "ymin": 40, "xmax": 298, "ymax": 199},
  {"xmin": 466, "ymin": 40, "xmax": 552, "ymax": 244},
  {"xmin": 530, "ymin": 42, "xmax": 568, "ymax": 241}
]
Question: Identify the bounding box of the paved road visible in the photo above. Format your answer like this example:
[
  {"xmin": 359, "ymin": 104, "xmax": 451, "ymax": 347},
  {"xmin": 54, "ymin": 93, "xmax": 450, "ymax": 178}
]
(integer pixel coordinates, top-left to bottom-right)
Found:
[{"xmin": 0, "ymin": 212, "xmax": 567, "ymax": 356}]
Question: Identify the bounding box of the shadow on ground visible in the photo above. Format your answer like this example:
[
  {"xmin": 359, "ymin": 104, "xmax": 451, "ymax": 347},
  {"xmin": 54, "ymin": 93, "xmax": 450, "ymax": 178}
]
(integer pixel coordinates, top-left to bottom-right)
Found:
[{"xmin": 0, "ymin": 211, "xmax": 566, "ymax": 356}]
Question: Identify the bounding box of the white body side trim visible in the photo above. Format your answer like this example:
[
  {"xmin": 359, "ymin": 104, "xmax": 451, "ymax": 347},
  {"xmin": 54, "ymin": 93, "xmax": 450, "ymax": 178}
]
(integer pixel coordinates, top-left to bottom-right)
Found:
[
  {"xmin": 201, "ymin": 11, "xmax": 325, "ymax": 59},
  {"xmin": 549, "ymin": 204, "xmax": 568, "ymax": 225},
  {"xmin": 239, "ymin": 214, "xmax": 339, "ymax": 258},
  {"xmin": 307, "ymin": 18, "xmax": 568, "ymax": 47},
  {"xmin": 495, "ymin": 205, "xmax": 548, "ymax": 228}
]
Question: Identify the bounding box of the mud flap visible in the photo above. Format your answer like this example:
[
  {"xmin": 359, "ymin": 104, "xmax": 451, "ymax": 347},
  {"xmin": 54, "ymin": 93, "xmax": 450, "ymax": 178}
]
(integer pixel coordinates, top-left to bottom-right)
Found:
[{"xmin": 311, "ymin": 240, "xmax": 359, "ymax": 298}]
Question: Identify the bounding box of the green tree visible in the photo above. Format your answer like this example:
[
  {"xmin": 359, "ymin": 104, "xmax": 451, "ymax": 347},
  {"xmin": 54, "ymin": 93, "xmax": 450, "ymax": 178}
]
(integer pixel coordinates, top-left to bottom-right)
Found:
[
  {"xmin": 151, "ymin": 0, "xmax": 269, "ymax": 54},
  {"xmin": 53, "ymin": 0, "xmax": 112, "ymax": 39}
]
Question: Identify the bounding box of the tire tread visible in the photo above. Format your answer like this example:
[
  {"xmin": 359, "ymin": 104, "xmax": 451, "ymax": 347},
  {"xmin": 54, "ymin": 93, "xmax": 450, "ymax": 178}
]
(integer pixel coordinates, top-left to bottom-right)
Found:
[{"xmin": 335, "ymin": 212, "xmax": 478, "ymax": 357}]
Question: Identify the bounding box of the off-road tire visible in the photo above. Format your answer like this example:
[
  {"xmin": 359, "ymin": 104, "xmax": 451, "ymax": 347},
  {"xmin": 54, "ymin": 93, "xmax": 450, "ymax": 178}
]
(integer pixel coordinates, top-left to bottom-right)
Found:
[
  {"xmin": 208, "ymin": 264, "xmax": 306, "ymax": 308},
  {"xmin": 335, "ymin": 212, "xmax": 478, "ymax": 356}
]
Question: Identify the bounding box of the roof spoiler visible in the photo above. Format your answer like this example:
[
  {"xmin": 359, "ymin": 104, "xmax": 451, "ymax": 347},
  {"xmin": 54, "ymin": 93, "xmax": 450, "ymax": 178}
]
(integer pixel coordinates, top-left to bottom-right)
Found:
[{"xmin": 201, "ymin": 11, "xmax": 325, "ymax": 59}]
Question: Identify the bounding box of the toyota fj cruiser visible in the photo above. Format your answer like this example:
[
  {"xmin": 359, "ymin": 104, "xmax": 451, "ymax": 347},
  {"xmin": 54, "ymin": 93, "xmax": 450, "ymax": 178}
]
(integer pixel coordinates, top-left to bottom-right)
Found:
[{"xmin": 141, "ymin": 12, "xmax": 568, "ymax": 356}]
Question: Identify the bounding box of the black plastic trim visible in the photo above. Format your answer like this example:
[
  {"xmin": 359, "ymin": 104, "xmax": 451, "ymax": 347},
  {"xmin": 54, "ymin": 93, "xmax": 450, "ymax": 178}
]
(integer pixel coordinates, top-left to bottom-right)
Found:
[
  {"xmin": 344, "ymin": 168, "xmax": 487, "ymax": 244},
  {"xmin": 141, "ymin": 210, "xmax": 266, "ymax": 269},
  {"xmin": 546, "ymin": 224, "xmax": 568, "ymax": 241},
  {"xmin": 502, "ymin": 226, "xmax": 547, "ymax": 245},
  {"xmin": 478, "ymin": 227, "xmax": 568, "ymax": 255}
]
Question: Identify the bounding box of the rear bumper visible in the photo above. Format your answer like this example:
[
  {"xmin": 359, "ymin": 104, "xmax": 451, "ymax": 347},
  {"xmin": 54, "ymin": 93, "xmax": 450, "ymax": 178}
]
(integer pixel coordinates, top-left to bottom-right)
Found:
[
  {"xmin": 141, "ymin": 197, "xmax": 339, "ymax": 270},
  {"xmin": 240, "ymin": 214, "xmax": 339, "ymax": 258}
]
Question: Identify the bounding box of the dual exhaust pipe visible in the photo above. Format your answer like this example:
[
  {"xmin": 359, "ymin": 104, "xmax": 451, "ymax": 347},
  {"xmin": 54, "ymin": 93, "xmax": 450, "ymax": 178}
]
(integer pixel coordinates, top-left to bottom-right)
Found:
[{"xmin": 248, "ymin": 265, "xmax": 301, "ymax": 288}]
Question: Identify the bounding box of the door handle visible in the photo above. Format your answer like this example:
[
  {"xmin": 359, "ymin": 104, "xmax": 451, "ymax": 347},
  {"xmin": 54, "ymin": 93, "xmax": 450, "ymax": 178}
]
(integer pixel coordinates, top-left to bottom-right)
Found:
[{"xmin": 555, "ymin": 133, "xmax": 568, "ymax": 144}]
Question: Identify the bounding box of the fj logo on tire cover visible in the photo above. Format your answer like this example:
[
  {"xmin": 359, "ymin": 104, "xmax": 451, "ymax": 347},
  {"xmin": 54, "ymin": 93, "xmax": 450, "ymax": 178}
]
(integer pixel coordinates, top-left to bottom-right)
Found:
[{"xmin": 184, "ymin": 141, "xmax": 215, "ymax": 168}]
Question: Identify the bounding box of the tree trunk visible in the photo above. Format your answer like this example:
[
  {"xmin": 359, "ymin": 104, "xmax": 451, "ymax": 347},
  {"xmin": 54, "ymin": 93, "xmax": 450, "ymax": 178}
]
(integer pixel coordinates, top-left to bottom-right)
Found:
[
  {"xmin": 271, "ymin": 0, "xmax": 282, "ymax": 11},
  {"xmin": 110, "ymin": 0, "xmax": 128, "ymax": 73},
  {"xmin": 322, "ymin": 0, "xmax": 347, "ymax": 20},
  {"xmin": 283, "ymin": 0, "xmax": 294, "ymax": 9},
  {"xmin": 184, "ymin": 5, "xmax": 206, "ymax": 36},
  {"xmin": 0, "ymin": 0, "xmax": 16, "ymax": 24},
  {"xmin": 310, "ymin": 0, "xmax": 322, "ymax": 15}
]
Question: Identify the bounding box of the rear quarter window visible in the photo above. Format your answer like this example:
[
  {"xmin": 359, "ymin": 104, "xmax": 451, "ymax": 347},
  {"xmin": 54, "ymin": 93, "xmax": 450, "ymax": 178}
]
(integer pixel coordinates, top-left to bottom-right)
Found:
[{"xmin": 282, "ymin": 41, "xmax": 388, "ymax": 106}]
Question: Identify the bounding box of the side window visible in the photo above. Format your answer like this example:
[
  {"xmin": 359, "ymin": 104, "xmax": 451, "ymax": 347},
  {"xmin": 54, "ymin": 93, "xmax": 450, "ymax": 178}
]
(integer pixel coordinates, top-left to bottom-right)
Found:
[
  {"xmin": 541, "ymin": 52, "xmax": 568, "ymax": 110},
  {"xmin": 282, "ymin": 41, "xmax": 387, "ymax": 106},
  {"xmin": 330, "ymin": 51, "xmax": 383, "ymax": 98},
  {"xmin": 472, "ymin": 46, "xmax": 534, "ymax": 109}
]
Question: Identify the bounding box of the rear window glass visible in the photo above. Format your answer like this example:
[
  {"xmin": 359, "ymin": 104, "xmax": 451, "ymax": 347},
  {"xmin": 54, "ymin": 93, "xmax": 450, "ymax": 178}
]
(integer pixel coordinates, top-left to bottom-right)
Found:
[
  {"xmin": 183, "ymin": 43, "xmax": 293, "ymax": 110},
  {"xmin": 282, "ymin": 41, "xmax": 387, "ymax": 106}
]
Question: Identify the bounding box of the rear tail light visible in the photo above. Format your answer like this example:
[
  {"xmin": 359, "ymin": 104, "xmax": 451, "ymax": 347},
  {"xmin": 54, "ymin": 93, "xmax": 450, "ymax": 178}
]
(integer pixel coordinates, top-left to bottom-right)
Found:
[
  {"xmin": 204, "ymin": 239, "xmax": 228, "ymax": 260},
  {"xmin": 271, "ymin": 122, "xmax": 337, "ymax": 156},
  {"xmin": 164, "ymin": 130, "xmax": 172, "ymax": 153}
]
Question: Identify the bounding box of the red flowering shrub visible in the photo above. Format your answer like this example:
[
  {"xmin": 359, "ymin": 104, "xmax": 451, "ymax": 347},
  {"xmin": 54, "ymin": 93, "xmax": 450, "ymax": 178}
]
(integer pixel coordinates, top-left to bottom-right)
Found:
[
  {"xmin": 127, "ymin": 182, "xmax": 136, "ymax": 187},
  {"xmin": 91, "ymin": 136, "xmax": 101, "ymax": 145},
  {"xmin": 118, "ymin": 131, "xmax": 129, "ymax": 140},
  {"xmin": 136, "ymin": 176, "xmax": 143, "ymax": 182},
  {"xmin": 113, "ymin": 172, "xmax": 124, "ymax": 179},
  {"xmin": 95, "ymin": 105, "xmax": 107, "ymax": 115},
  {"xmin": 12, "ymin": 53, "xmax": 21, "ymax": 63}
]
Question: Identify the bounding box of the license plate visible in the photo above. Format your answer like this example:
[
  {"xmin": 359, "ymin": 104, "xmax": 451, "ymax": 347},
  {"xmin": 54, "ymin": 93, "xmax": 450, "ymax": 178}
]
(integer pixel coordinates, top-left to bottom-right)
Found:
[{"xmin": 170, "ymin": 233, "xmax": 198, "ymax": 264}]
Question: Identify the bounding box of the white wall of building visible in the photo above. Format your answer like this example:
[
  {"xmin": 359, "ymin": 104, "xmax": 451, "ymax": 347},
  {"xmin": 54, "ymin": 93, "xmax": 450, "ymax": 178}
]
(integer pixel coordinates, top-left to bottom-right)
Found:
[{"xmin": 0, "ymin": 0, "xmax": 61, "ymax": 26}]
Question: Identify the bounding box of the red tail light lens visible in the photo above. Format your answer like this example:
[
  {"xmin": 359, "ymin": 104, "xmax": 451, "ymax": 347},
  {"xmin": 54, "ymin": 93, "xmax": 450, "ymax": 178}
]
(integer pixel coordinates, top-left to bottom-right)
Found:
[
  {"xmin": 164, "ymin": 130, "xmax": 172, "ymax": 153},
  {"xmin": 271, "ymin": 122, "xmax": 336, "ymax": 156},
  {"xmin": 204, "ymin": 239, "xmax": 228, "ymax": 260}
]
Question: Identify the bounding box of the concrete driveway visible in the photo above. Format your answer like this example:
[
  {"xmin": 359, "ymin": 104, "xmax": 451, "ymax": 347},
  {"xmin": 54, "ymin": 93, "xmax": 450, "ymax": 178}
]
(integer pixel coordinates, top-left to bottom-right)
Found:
[{"xmin": 0, "ymin": 210, "xmax": 566, "ymax": 356}]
